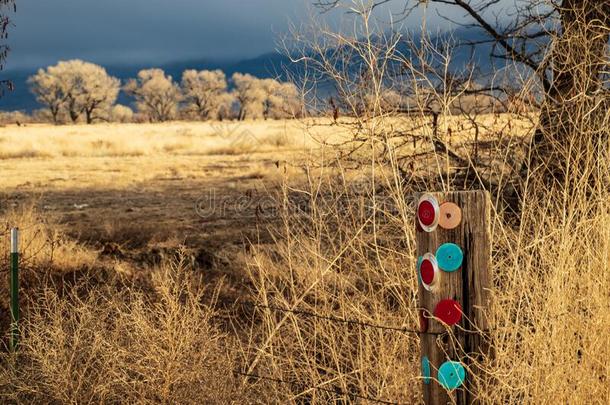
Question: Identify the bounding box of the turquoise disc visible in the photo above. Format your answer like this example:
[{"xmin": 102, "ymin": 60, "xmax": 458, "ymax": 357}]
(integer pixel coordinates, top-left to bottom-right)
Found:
[
  {"xmin": 421, "ymin": 356, "xmax": 431, "ymax": 384},
  {"xmin": 417, "ymin": 256, "xmax": 423, "ymax": 284},
  {"xmin": 436, "ymin": 243, "xmax": 463, "ymax": 272},
  {"xmin": 438, "ymin": 361, "xmax": 466, "ymax": 390}
]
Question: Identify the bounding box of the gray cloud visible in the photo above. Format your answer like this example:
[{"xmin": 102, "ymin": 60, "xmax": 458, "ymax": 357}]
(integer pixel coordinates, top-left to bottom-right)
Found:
[
  {"xmin": 5, "ymin": 0, "xmax": 514, "ymax": 71},
  {"xmin": 7, "ymin": 0, "xmax": 310, "ymax": 70}
]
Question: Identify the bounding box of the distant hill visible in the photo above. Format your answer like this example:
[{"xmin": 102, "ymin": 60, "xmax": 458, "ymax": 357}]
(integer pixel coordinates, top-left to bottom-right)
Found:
[{"xmin": 0, "ymin": 28, "xmax": 509, "ymax": 113}]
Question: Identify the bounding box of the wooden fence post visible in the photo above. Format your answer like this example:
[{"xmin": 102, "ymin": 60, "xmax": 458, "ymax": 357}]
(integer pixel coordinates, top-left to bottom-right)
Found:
[{"xmin": 415, "ymin": 191, "xmax": 491, "ymax": 404}]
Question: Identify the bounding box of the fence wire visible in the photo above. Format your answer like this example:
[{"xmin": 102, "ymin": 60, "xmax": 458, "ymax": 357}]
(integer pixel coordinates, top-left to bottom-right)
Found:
[
  {"xmin": 240, "ymin": 302, "xmax": 493, "ymax": 336},
  {"xmin": 241, "ymin": 301, "xmax": 429, "ymax": 335}
]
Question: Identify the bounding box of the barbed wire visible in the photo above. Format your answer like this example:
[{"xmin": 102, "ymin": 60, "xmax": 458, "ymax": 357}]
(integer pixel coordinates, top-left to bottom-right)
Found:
[
  {"xmin": 240, "ymin": 301, "xmax": 426, "ymax": 335},
  {"xmin": 240, "ymin": 302, "xmax": 493, "ymax": 336},
  {"xmin": 235, "ymin": 370, "xmax": 404, "ymax": 405}
]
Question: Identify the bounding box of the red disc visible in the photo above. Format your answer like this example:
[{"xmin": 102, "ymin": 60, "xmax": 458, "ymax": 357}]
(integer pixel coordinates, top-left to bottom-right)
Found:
[
  {"xmin": 418, "ymin": 200, "xmax": 436, "ymax": 226},
  {"xmin": 419, "ymin": 310, "xmax": 429, "ymax": 333},
  {"xmin": 433, "ymin": 299, "xmax": 463, "ymax": 326},
  {"xmin": 420, "ymin": 259, "xmax": 435, "ymax": 285}
]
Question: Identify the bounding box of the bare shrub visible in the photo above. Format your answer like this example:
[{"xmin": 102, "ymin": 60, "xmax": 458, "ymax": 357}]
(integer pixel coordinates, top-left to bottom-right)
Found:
[
  {"xmin": 237, "ymin": 1, "xmax": 610, "ymax": 403},
  {"xmin": 0, "ymin": 111, "xmax": 32, "ymax": 126},
  {"xmin": 0, "ymin": 205, "xmax": 245, "ymax": 403},
  {"xmin": 0, "ymin": 260, "xmax": 245, "ymax": 403},
  {"xmin": 109, "ymin": 104, "xmax": 134, "ymax": 123}
]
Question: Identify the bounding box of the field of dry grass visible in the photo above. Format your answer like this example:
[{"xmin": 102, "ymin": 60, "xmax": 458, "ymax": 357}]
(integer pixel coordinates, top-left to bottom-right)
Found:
[{"xmin": 0, "ymin": 117, "xmax": 607, "ymax": 404}]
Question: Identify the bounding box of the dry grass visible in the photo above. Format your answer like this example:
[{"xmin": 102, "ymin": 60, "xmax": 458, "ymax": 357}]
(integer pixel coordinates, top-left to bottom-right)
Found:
[
  {"xmin": 0, "ymin": 120, "xmax": 321, "ymax": 160},
  {"xmin": 0, "ymin": 115, "xmax": 531, "ymax": 160},
  {"xmin": 0, "ymin": 207, "xmax": 245, "ymax": 404},
  {"xmin": 0, "ymin": 117, "xmax": 607, "ymax": 404},
  {"xmin": 240, "ymin": 168, "xmax": 610, "ymax": 403},
  {"xmin": 0, "ymin": 262, "xmax": 246, "ymax": 404}
]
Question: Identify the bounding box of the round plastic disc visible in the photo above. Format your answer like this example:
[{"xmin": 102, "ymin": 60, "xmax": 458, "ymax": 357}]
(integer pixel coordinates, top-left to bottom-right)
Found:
[
  {"xmin": 438, "ymin": 361, "xmax": 466, "ymax": 390},
  {"xmin": 417, "ymin": 194, "xmax": 440, "ymax": 232},
  {"xmin": 420, "ymin": 260, "xmax": 435, "ymax": 285},
  {"xmin": 421, "ymin": 356, "xmax": 431, "ymax": 385},
  {"xmin": 419, "ymin": 253, "xmax": 439, "ymax": 291},
  {"xmin": 418, "ymin": 200, "xmax": 435, "ymax": 226},
  {"xmin": 433, "ymin": 299, "xmax": 463, "ymax": 326},
  {"xmin": 436, "ymin": 243, "xmax": 463, "ymax": 272},
  {"xmin": 439, "ymin": 202, "xmax": 462, "ymax": 230}
]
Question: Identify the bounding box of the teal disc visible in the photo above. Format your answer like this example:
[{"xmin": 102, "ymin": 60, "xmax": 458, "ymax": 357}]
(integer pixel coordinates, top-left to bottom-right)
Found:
[
  {"xmin": 438, "ymin": 361, "xmax": 466, "ymax": 390},
  {"xmin": 436, "ymin": 243, "xmax": 463, "ymax": 272},
  {"xmin": 421, "ymin": 356, "xmax": 431, "ymax": 384},
  {"xmin": 416, "ymin": 256, "xmax": 423, "ymax": 285}
]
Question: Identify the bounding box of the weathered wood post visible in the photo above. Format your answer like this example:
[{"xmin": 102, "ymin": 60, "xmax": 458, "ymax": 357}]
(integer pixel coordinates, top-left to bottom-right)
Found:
[{"xmin": 415, "ymin": 191, "xmax": 491, "ymax": 404}]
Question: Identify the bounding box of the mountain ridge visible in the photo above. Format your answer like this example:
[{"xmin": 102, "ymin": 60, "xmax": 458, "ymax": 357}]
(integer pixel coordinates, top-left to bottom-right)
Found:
[{"xmin": 0, "ymin": 28, "xmax": 502, "ymax": 112}]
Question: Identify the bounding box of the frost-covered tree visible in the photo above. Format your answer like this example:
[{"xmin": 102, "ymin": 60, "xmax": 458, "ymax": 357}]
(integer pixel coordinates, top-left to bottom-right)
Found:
[
  {"xmin": 28, "ymin": 60, "xmax": 120, "ymax": 124},
  {"xmin": 232, "ymin": 73, "xmax": 267, "ymax": 120},
  {"xmin": 181, "ymin": 69, "xmax": 234, "ymax": 120},
  {"xmin": 124, "ymin": 69, "xmax": 181, "ymax": 122},
  {"xmin": 233, "ymin": 73, "xmax": 301, "ymax": 120},
  {"xmin": 262, "ymin": 80, "xmax": 301, "ymax": 119},
  {"xmin": 28, "ymin": 69, "xmax": 65, "ymax": 124}
]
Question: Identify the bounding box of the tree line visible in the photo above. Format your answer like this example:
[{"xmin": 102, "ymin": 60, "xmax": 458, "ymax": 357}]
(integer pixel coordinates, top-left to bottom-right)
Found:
[{"xmin": 27, "ymin": 60, "xmax": 303, "ymax": 124}]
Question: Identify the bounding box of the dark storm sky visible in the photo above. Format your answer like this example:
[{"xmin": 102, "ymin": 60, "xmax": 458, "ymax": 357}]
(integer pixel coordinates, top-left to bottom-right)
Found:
[
  {"xmin": 8, "ymin": 0, "xmax": 311, "ymax": 70},
  {"xmin": 5, "ymin": 0, "xmax": 512, "ymax": 71}
]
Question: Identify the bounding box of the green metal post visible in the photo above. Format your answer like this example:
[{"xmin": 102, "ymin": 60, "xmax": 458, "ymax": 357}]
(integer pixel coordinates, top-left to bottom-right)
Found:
[{"xmin": 10, "ymin": 227, "xmax": 19, "ymax": 352}]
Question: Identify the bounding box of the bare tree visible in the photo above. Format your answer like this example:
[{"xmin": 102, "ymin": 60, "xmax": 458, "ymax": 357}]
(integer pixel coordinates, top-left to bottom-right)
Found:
[
  {"xmin": 232, "ymin": 73, "xmax": 302, "ymax": 120},
  {"xmin": 261, "ymin": 79, "xmax": 303, "ymax": 119},
  {"xmin": 69, "ymin": 61, "xmax": 120, "ymax": 124},
  {"xmin": 181, "ymin": 69, "xmax": 234, "ymax": 120},
  {"xmin": 125, "ymin": 69, "xmax": 181, "ymax": 122},
  {"xmin": 313, "ymin": 0, "xmax": 610, "ymax": 188},
  {"xmin": 232, "ymin": 73, "xmax": 267, "ymax": 120},
  {"xmin": 28, "ymin": 69, "xmax": 65, "ymax": 124},
  {"xmin": 28, "ymin": 60, "xmax": 120, "ymax": 124}
]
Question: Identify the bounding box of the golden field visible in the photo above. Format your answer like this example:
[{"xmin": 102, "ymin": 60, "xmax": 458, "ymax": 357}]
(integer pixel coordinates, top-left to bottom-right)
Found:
[{"xmin": 0, "ymin": 118, "xmax": 607, "ymax": 404}]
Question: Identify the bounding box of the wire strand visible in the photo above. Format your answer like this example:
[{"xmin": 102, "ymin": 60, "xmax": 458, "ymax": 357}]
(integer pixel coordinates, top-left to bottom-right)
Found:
[
  {"xmin": 241, "ymin": 301, "xmax": 425, "ymax": 334},
  {"xmin": 240, "ymin": 302, "xmax": 493, "ymax": 336}
]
